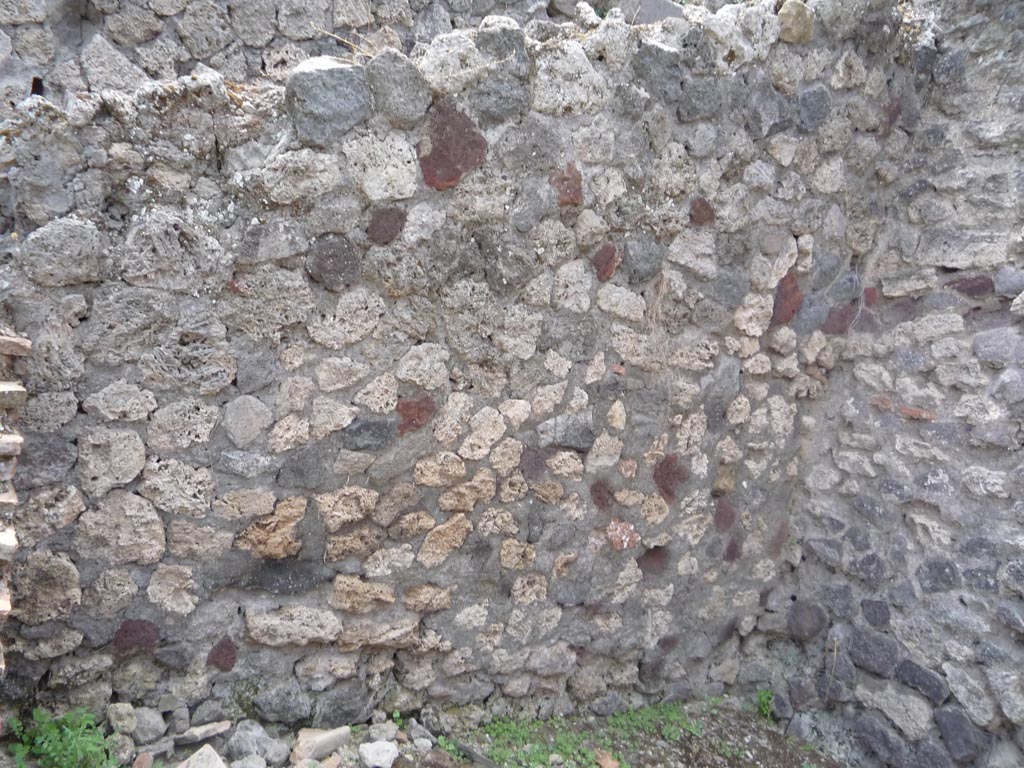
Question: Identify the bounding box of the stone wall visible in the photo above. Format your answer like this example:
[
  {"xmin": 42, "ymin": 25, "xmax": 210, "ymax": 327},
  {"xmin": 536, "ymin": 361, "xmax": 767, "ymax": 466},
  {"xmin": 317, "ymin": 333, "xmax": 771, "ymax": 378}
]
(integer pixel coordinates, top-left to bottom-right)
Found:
[{"xmin": 0, "ymin": 0, "xmax": 1022, "ymax": 766}]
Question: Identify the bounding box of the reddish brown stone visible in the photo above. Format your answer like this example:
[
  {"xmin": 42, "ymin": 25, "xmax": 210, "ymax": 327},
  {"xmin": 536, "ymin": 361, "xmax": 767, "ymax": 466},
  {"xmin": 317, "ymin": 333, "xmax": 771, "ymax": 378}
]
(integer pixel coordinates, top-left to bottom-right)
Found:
[
  {"xmin": 653, "ymin": 454, "xmax": 688, "ymax": 503},
  {"xmin": 945, "ymin": 275, "xmax": 994, "ymax": 297},
  {"xmin": 821, "ymin": 301, "xmax": 859, "ymax": 334},
  {"xmin": 767, "ymin": 518, "xmax": 790, "ymax": 558},
  {"xmin": 724, "ymin": 537, "xmax": 743, "ymax": 562},
  {"xmin": 368, "ymin": 207, "xmax": 407, "ymax": 245},
  {"xmin": 862, "ymin": 286, "xmax": 879, "ymax": 306},
  {"xmin": 591, "ymin": 243, "xmax": 621, "ymax": 282},
  {"xmin": 113, "ymin": 619, "xmax": 159, "ymax": 653},
  {"xmin": 418, "ymin": 99, "xmax": 487, "ymax": 191},
  {"xmin": 590, "ymin": 478, "xmax": 614, "ymax": 512},
  {"xmin": 607, "ymin": 518, "xmax": 641, "ymax": 552},
  {"xmin": 897, "ymin": 404, "xmax": 936, "ymax": 421},
  {"xmin": 206, "ymin": 636, "xmax": 237, "ymax": 672},
  {"xmin": 689, "ymin": 196, "xmax": 715, "ymax": 226},
  {"xmin": 397, "ymin": 394, "xmax": 436, "ymax": 436},
  {"xmin": 549, "ymin": 162, "xmax": 583, "ymax": 206},
  {"xmin": 771, "ymin": 270, "xmax": 803, "ymax": 326},
  {"xmin": 637, "ymin": 546, "xmax": 669, "ymax": 577},
  {"xmin": 713, "ymin": 497, "xmax": 737, "ymax": 533}
]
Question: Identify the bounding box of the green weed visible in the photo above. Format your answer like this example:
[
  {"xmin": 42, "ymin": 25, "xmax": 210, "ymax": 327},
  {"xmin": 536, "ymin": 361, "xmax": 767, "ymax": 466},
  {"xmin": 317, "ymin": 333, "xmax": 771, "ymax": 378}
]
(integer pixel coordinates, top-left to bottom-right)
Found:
[
  {"xmin": 8, "ymin": 708, "xmax": 117, "ymax": 768},
  {"xmin": 757, "ymin": 689, "xmax": 774, "ymax": 720}
]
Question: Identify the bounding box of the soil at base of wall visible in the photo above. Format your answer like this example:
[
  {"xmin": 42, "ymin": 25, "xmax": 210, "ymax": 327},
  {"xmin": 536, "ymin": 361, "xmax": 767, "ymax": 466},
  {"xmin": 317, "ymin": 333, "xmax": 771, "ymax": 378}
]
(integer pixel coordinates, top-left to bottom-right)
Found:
[{"xmin": 441, "ymin": 700, "xmax": 848, "ymax": 768}]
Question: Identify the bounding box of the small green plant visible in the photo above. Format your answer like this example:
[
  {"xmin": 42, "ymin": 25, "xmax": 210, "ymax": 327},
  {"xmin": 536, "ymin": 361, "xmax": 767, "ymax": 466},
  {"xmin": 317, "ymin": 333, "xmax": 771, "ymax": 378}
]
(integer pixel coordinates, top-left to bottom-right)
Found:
[
  {"xmin": 392, "ymin": 709, "xmax": 404, "ymax": 731},
  {"xmin": 8, "ymin": 708, "xmax": 117, "ymax": 768},
  {"xmin": 757, "ymin": 689, "xmax": 774, "ymax": 720},
  {"xmin": 437, "ymin": 734, "xmax": 466, "ymax": 761},
  {"xmin": 718, "ymin": 740, "xmax": 743, "ymax": 758}
]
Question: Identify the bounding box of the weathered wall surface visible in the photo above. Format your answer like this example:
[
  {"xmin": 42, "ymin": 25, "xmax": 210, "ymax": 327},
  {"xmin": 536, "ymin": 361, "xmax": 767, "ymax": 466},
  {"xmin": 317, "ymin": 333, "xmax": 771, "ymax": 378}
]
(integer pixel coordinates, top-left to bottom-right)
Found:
[{"xmin": 1, "ymin": 0, "xmax": 1022, "ymax": 766}]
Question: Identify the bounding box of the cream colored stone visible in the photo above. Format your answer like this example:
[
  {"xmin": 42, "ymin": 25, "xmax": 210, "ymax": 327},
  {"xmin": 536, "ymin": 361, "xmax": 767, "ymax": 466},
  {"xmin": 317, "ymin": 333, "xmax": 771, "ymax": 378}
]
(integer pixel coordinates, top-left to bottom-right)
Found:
[
  {"xmin": 417, "ymin": 514, "xmax": 472, "ymax": 567},
  {"xmin": 316, "ymin": 487, "xmax": 379, "ymax": 532}
]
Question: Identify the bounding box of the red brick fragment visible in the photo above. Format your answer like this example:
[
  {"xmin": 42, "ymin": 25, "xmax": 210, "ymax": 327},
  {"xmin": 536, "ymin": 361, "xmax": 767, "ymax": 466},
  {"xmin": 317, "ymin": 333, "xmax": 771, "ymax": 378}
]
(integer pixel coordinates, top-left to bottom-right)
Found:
[
  {"xmin": 689, "ymin": 196, "xmax": 715, "ymax": 226},
  {"xmin": 396, "ymin": 394, "xmax": 436, "ymax": 436},
  {"xmin": 418, "ymin": 99, "xmax": 487, "ymax": 191},
  {"xmin": 821, "ymin": 301, "xmax": 858, "ymax": 335},
  {"xmin": 591, "ymin": 243, "xmax": 621, "ymax": 282},
  {"xmin": 945, "ymin": 275, "xmax": 994, "ymax": 297},
  {"xmin": 207, "ymin": 636, "xmax": 237, "ymax": 672},
  {"xmin": 113, "ymin": 619, "xmax": 159, "ymax": 653},
  {"xmin": 713, "ymin": 497, "xmax": 737, "ymax": 533},
  {"xmin": 771, "ymin": 270, "xmax": 803, "ymax": 326},
  {"xmin": 897, "ymin": 404, "xmax": 936, "ymax": 421},
  {"xmin": 653, "ymin": 454, "xmax": 688, "ymax": 503},
  {"xmin": 549, "ymin": 162, "xmax": 583, "ymax": 206},
  {"xmin": 367, "ymin": 207, "xmax": 407, "ymax": 245}
]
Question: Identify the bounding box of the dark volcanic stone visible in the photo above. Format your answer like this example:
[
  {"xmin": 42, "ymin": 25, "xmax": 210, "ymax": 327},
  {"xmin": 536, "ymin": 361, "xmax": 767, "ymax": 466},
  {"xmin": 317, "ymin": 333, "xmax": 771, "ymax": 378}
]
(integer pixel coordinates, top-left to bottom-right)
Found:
[
  {"xmin": 934, "ymin": 706, "xmax": 990, "ymax": 762},
  {"xmin": 861, "ymin": 599, "xmax": 890, "ymax": 628},
  {"xmin": 788, "ymin": 601, "xmax": 827, "ymax": 642},
  {"xmin": 622, "ymin": 234, "xmax": 664, "ymax": 286},
  {"xmin": 916, "ymin": 558, "xmax": 962, "ymax": 592},
  {"xmin": 912, "ymin": 739, "xmax": 953, "ymax": 768},
  {"xmin": 895, "ymin": 659, "xmax": 949, "ymax": 705},
  {"xmin": 340, "ymin": 418, "xmax": 397, "ymax": 451},
  {"xmin": 855, "ymin": 714, "xmax": 910, "ymax": 766},
  {"xmin": 14, "ymin": 433, "xmax": 77, "ymax": 490},
  {"xmin": 849, "ymin": 626, "xmax": 899, "ymax": 678},
  {"xmin": 797, "ymin": 84, "xmax": 832, "ymax": 132},
  {"xmin": 419, "ymin": 99, "xmax": 487, "ymax": 190},
  {"xmin": 367, "ymin": 207, "xmax": 407, "ymax": 245},
  {"xmin": 240, "ymin": 559, "xmax": 334, "ymax": 594},
  {"xmin": 305, "ymin": 234, "xmax": 361, "ymax": 291},
  {"xmin": 852, "ymin": 552, "xmax": 889, "ymax": 589}
]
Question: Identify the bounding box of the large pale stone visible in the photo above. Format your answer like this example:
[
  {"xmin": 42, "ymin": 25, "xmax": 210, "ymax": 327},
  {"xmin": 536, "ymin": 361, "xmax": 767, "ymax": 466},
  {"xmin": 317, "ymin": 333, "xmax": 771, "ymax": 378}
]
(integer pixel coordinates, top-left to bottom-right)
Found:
[
  {"xmin": 235, "ymin": 497, "xmax": 307, "ymax": 559},
  {"xmin": 396, "ymin": 343, "xmax": 450, "ymax": 390},
  {"xmin": 778, "ymin": 0, "xmax": 814, "ymax": 44},
  {"xmin": 417, "ymin": 514, "xmax": 472, "ymax": 567},
  {"xmin": 146, "ymin": 564, "xmax": 198, "ymax": 616},
  {"xmin": 76, "ymin": 491, "xmax": 166, "ymax": 565},
  {"xmin": 329, "ymin": 575, "xmax": 395, "ymax": 614},
  {"xmin": 246, "ymin": 605, "xmax": 343, "ymax": 646},
  {"xmin": 138, "ymin": 457, "xmax": 214, "ymax": 517},
  {"xmin": 13, "ymin": 551, "xmax": 81, "ymax": 625},
  {"xmin": 83, "ymin": 379, "xmax": 157, "ymax": 421},
  {"xmin": 77, "ymin": 427, "xmax": 146, "ymax": 498},
  {"xmin": 222, "ymin": 395, "xmax": 273, "ymax": 447},
  {"xmin": 414, "ymin": 452, "xmax": 466, "ymax": 487},
  {"xmin": 316, "ymin": 487, "xmax": 379, "ymax": 532}
]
